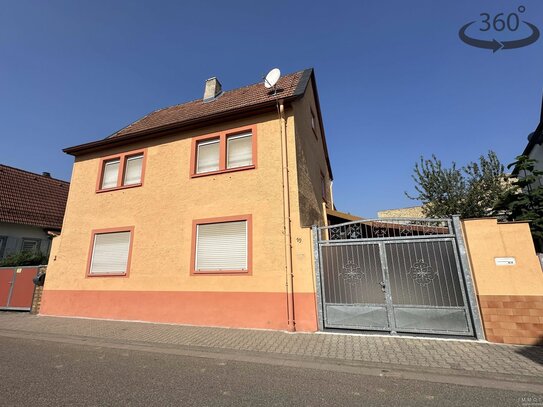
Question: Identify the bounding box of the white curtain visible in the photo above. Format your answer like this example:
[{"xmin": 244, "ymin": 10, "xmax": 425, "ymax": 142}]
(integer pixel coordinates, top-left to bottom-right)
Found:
[
  {"xmin": 101, "ymin": 160, "xmax": 120, "ymax": 189},
  {"xmin": 90, "ymin": 231, "xmax": 131, "ymax": 274},
  {"xmin": 197, "ymin": 140, "xmax": 220, "ymax": 173},
  {"xmin": 195, "ymin": 221, "xmax": 247, "ymax": 271},
  {"xmin": 227, "ymin": 133, "xmax": 252, "ymax": 169},
  {"xmin": 124, "ymin": 155, "xmax": 143, "ymax": 185}
]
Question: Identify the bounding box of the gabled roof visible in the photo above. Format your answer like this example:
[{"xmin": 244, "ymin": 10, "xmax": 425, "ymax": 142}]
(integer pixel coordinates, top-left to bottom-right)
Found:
[
  {"xmin": 110, "ymin": 70, "xmax": 308, "ymax": 138},
  {"xmin": 0, "ymin": 164, "xmax": 69, "ymax": 230},
  {"xmin": 62, "ymin": 68, "xmax": 332, "ymax": 178}
]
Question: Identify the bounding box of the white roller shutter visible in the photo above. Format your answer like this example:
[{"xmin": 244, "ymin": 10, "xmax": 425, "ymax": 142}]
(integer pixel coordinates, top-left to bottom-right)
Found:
[
  {"xmin": 195, "ymin": 221, "xmax": 247, "ymax": 271},
  {"xmin": 101, "ymin": 159, "xmax": 120, "ymax": 189},
  {"xmin": 90, "ymin": 231, "xmax": 131, "ymax": 275},
  {"xmin": 123, "ymin": 154, "xmax": 143, "ymax": 185},
  {"xmin": 196, "ymin": 139, "xmax": 220, "ymax": 173},
  {"xmin": 227, "ymin": 133, "xmax": 252, "ymax": 169}
]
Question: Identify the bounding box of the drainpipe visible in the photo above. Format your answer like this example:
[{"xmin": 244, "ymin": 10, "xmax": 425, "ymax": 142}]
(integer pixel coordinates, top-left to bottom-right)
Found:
[
  {"xmin": 279, "ymin": 100, "xmax": 296, "ymax": 332},
  {"xmin": 329, "ymin": 180, "xmax": 334, "ymax": 209}
]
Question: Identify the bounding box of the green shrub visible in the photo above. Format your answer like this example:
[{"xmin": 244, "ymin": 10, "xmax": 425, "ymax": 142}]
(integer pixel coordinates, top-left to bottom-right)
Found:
[{"xmin": 0, "ymin": 251, "xmax": 48, "ymax": 267}]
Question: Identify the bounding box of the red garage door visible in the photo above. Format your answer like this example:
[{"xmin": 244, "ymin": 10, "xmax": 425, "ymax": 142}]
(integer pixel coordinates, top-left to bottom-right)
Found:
[{"xmin": 0, "ymin": 267, "xmax": 38, "ymax": 311}]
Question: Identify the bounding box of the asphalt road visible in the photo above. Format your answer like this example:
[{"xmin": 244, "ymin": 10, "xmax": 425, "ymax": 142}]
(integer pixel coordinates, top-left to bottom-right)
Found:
[{"xmin": 0, "ymin": 336, "xmax": 539, "ymax": 407}]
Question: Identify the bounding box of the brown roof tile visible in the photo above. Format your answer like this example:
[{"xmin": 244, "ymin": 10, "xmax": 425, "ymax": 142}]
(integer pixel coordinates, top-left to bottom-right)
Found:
[
  {"xmin": 61, "ymin": 68, "xmax": 333, "ymax": 178},
  {"xmin": 0, "ymin": 165, "xmax": 69, "ymax": 230},
  {"xmin": 110, "ymin": 69, "xmax": 308, "ymax": 138}
]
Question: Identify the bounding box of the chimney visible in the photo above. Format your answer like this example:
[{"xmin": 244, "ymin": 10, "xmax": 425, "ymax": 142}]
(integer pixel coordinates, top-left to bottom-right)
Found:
[
  {"xmin": 42, "ymin": 172, "xmax": 51, "ymax": 178},
  {"xmin": 203, "ymin": 77, "xmax": 222, "ymax": 102}
]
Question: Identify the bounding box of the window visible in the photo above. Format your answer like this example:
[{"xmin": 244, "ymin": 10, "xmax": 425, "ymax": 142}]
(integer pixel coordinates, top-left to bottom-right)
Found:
[
  {"xmin": 196, "ymin": 139, "xmax": 220, "ymax": 173},
  {"xmin": 191, "ymin": 126, "xmax": 256, "ymax": 177},
  {"xmin": 88, "ymin": 228, "xmax": 133, "ymax": 276},
  {"xmin": 311, "ymin": 108, "xmax": 317, "ymax": 138},
  {"xmin": 0, "ymin": 236, "xmax": 6, "ymax": 258},
  {"xmin": 321, "ymin": 172, "xmax": 327, "ymax": 201},
  {"xmin": 227, "ymin": 132, "xmax": 253, "ymax": 169},
  {"xmin": 97, "ymin": 150, "xmax": 146, "ymax": 192},
  {"xmin": 21, "ymin": 238, "xmax": 40, "ymax": 253},
  {"xmin": 102, "ymin": 159, "xmax": 120, "ymax": 189},
  {"xmin": 124, "ymin": 154, "xmax": 144, "ymax": 185},
  {"xmin": 192, "ymin": 215, "xmax": 252, "ymax": 274}
]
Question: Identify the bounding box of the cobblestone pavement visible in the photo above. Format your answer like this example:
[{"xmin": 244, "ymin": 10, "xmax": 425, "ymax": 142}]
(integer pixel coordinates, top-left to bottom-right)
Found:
[{"xmin": 1, "ymin": 312, "xmax": 542, "ymax": 380}]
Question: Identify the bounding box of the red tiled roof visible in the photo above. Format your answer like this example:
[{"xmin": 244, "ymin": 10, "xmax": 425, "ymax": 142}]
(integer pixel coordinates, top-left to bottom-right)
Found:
[
  {"xmin": 61, "ymin": 68, "xmax": 332, "ymax": 178},
  {"xmin": 0, "ymin": 164, "xmax": 69, "ymax": 230},
  {"xmin": 110, "ymin": 70, "xmax": 308, "ymax": 138}
]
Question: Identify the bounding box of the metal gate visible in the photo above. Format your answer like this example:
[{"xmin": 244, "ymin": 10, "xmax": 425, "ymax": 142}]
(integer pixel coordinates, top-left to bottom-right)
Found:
[
  {"xmin": 313, "ymin": 216, "xmax": 484, "ymax": 337},
  {"xmin": 0, "ymin": 266, "xmax": 39, "ymax": 311}
]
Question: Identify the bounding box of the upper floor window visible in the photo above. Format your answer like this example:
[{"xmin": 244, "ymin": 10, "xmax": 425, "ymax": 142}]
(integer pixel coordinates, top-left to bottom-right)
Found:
[
  {"xmin": 196, "ymin": 139, "xmax": 220, "ymax": 173},
  {"xmin": 191, "ymin": 125, "xmax": 256, "ymax": 177},
  {"xmin": 311, "ymin": 108, "xmax": 317, "ymax": 138},
  {"xmin": 227, "ymin": 132, "xmax": 253, "ymax": 169},
  {"xmin": 321, "ymin": 172, "xmax": 327, "ymax": 202},
  {"xmin": 97, "ymin": 150, "xmax": 146, "ymax": 192}
]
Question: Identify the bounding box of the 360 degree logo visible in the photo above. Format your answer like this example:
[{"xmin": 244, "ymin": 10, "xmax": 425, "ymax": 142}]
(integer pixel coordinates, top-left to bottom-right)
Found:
[{"xmin": 459, "ymin": 6, "xmax": 539, "ymax": 52}]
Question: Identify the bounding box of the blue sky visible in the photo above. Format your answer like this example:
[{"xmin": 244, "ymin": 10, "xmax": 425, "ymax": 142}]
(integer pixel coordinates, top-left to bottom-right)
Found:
[{"xmin": 1, "ymin": 1, "xmax": 542, "ymax": 217}]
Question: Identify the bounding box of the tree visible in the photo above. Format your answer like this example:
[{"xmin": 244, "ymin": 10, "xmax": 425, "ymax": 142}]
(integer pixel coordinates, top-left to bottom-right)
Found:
[
  {"xmin": 494, "ymin": 155, "xmax": 543, "ymax": 252},
  {"xmin": 406, "ymin": 151, "xmax": 511, "ymax": 218}
]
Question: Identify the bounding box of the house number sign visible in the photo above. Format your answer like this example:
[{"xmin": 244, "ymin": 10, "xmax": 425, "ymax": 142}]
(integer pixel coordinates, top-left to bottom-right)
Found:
[{"xmin": 495, "ymin": 257, "xmax": 516, "ymax": 266}]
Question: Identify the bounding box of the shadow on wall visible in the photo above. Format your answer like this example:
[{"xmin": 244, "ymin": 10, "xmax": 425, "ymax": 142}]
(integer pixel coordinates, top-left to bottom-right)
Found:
[{"xmin": 516, "ymin": 337, "xmax": 543, "ymax": 365}]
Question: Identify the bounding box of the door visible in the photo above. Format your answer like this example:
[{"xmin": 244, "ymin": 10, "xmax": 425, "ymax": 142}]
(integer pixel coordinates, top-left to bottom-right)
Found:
[
  {"xmin": 9, "ymin": 268, "xmax": 38, "ymax": 309},
  {"xmin": 321, "ymin": 243, "xmax": 390, "ymax": 330},
  {"xmin": 384, "ymin": 239, "xmax": 472, "ymax": 334},
  {"xmin": 0, "ymin": 267, "xmax": 38, "ymax": 311},
  {"xmin": 0, "ymin": 269, "xmax": 13, "ymax": 308}
]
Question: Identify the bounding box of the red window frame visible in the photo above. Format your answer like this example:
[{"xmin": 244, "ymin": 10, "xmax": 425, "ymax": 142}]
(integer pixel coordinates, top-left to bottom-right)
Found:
[
  {"xmin": 190, "ymin": 125, "xmax": 257, "ymax": 178},
  {"xmin": 85, "ymin": 226, "xmax": 135, "ymax": 278},
  {"xmin": 190, "ymin": 214, "xmax": 253, "ymax": 276},
  {"xmin": 96, "ymin": 148, "xmax": 147, "ymax": 193}
]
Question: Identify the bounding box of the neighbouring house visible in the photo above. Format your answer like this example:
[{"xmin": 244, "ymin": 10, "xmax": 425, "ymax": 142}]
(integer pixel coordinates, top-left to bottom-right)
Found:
[
  {"xmin": 377, "ymin": 205, "xmax": 424, "ymax": 219},
  {"xmin": 0, "ymin": 165, "xmax": 69, "ymax": 261},
  {"xmin": 519, "ymin": 95, "xmax": 543, "ymax": 186},
  {"xmin": 41, "ymin": 68, "xmax": 346, "ymax": 331}
]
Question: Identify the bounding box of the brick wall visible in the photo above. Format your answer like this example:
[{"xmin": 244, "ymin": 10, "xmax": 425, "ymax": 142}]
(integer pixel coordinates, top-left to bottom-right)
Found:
[
  {"xmin": 31, "ymin": 285, "xmax": 43, "ymax": 314},
  {"xmin": 478, "ymin": 295, "xmax": 543, "ymax": 345},
  {"xmin": 30, "ymin": 265, "xmax": 46, "ymax": 314}
]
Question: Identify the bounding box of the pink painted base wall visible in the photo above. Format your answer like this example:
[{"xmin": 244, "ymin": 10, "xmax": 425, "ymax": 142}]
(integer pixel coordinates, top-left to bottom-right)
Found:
[{"xmin": 40, "ymin": 290, "xmax": 318, "ymax": 332}]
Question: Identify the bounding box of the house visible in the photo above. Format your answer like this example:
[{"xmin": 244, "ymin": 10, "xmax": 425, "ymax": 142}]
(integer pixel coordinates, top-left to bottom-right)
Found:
[
  {"xmin": 519, "ymin": 96, "xmax": 543, "ymax": 186},
  {"xmin": 40, "ymin": 68, "xmax": 335, "ymax": 331},
  {"xmin": 0, "ymin": 165, "xmax": 69, "ymax": 261}
]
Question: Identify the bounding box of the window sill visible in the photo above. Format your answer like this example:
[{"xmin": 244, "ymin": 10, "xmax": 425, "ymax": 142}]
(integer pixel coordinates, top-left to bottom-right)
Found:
[
  {"xmin": 191, "ymin": 269, "xmax": 251, "ymax": 276},
  {"xmin": 86, "ymin": 272, "xmax": 128, "ymax": 278},
  {"xmin": 96, "ymin": 183, "xmax": 142, "ymax": 193},
  {"xmin": 191, "ymin": 165, "xmax": 255, "ymax": 178}
]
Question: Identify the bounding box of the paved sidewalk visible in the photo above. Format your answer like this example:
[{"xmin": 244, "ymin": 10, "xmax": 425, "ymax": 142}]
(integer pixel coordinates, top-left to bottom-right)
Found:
[{"xmin": 1, "ymin": 312, "xmax": 542, "ymax": 381}]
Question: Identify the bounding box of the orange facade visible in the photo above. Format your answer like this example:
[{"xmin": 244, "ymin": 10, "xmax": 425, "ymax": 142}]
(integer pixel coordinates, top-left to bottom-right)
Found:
[{"xmin": 41, "ymin": 77, "xmax": 331, "ymax": 332}]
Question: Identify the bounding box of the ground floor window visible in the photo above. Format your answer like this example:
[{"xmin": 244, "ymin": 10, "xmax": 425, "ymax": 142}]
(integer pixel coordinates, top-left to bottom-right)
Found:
[
  {"xmin": 87, "ymin": 228, "xmax": 133, "ymax": 276},
  {"xmin": 21, "ymin": 238, "xmax": 41, "ymax": 253},
  {"xmin": 192, "ymin": 215, "xmax": 252, "ymax": 275}
]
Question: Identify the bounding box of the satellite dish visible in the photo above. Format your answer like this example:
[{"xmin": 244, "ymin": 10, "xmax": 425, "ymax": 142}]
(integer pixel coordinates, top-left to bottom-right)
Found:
[{"xmin": 264, "ymin": 68, "xmax": 281, "ymax": 89}]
